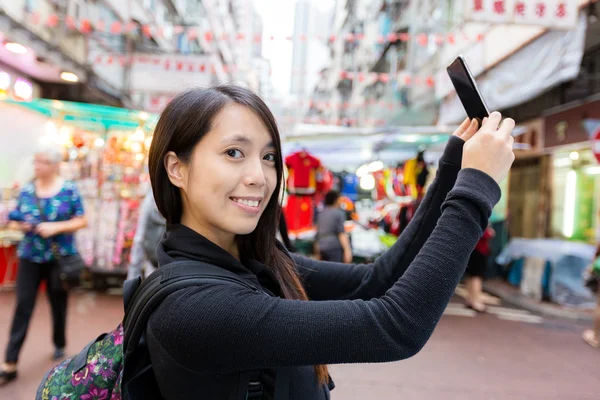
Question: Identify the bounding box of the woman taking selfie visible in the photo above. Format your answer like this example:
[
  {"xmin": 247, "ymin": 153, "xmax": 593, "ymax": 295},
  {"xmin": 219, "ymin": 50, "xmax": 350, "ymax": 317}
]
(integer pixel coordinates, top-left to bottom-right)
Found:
[{"xmin": 144, "ymin": 86, "xmax": 515, "ymax": 399}]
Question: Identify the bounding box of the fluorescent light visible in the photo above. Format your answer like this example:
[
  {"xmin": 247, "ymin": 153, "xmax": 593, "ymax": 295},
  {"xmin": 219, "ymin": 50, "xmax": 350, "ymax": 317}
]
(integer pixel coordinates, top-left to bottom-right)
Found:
[
  {"xmin": 131, "ymin": 141, "xmax": 143, "ymax": 154},
  {"xmin": 45, "ymin": 121, "xmax": 58, "ymax": 136},
  {"xmin": 60, "ymin": 72, "xmax": 79, "ymax": 83},
  {"xmin": 13, "ymin": 78, "xmax": 33, "ymax": 101},
  {"xmin": 356, "ymin": 164, "xmax": 369, "ymax": 177},
  {"xmin": 132, "ymin": 127, "xmax": 145, "ymax": 141},
  {"xmin": 0, "ymin": 71, "xmax": 10, "ymax": 90},
  {"xmin": 5, "ymin": 42, "xmax": 27, "ymax": 54},
  {"xmin": 562, "ymin": 170, "xmax": 577, "ymax": 238},
  {"xmin": 569, "ymin": 151, "xmax": 579, "ymax": 160},
  {"xmin": 367, "ymin": 160, "xmax": 384, "ymax": 172},
  {"xmin": 586, "ymin": 166, "xmax": 600, "ymax": 175},
  {"xmin": 401, "ymin": 134, "xmax": 421, "ymax": 143},
  {"xmin": 360, "ymin": 175, "xmax": 375, "ymax": 190},
  {"xmin": 553, "ymin": 157, "xmax": 572, "ymax": 168}
]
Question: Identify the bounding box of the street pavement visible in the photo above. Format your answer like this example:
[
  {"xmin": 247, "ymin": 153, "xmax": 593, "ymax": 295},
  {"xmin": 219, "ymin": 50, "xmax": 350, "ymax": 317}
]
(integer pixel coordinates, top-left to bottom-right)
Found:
[{"xmin": 0, "ymin": 289, "xmax": 598, "ymax": 399}]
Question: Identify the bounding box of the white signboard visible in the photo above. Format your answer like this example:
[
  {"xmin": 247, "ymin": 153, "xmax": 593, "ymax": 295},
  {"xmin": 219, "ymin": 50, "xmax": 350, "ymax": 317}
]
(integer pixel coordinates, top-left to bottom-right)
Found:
[
  {"xmin": 130, "ymin": 54, "xmax": 213, "ymax": 93},
  {"xmin": 466, "ymin": 0, "xmax": 579, "ymax": 29}
]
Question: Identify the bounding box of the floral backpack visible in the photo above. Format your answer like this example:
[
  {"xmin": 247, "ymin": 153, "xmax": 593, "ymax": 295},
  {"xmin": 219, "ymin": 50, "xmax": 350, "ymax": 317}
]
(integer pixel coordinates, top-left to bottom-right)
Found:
[{"xmin": 36, "ymin": 261, "xmax": 266, "ymax": 400}]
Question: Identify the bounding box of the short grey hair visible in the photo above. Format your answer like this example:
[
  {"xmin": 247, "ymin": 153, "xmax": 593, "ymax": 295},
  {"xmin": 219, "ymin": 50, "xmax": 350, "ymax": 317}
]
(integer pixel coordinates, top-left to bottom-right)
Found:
[{"xmin": 34, "ymin": 143, "xmax": 64, "ymax": 164}]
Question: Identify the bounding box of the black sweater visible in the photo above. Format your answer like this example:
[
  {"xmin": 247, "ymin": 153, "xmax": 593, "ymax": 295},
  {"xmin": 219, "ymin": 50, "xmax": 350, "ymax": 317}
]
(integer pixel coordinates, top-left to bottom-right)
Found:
[{"xmin": 146, "ymin": 136, "xmax": 501, "ymax": 399}]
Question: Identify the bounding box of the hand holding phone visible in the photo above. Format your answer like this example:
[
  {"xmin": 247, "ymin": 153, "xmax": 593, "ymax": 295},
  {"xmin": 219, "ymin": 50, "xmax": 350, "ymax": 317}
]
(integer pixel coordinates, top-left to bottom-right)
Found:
[
  {"xmin": 446, "ymin": 55, "xmax": 489, "ymax": 125},
  {"xmin": 447, "ymin": 55, "xmax": 530, "ymax": 150}
]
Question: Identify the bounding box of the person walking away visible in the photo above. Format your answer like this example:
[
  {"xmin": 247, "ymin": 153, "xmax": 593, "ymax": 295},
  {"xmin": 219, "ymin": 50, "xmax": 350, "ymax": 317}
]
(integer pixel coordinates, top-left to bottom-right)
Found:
[
  {"xmin": 0, "ymin": 144, "xmax": 87, "ymax": 385},
  {"xmin": 127, "ymin": 188, "xmax": 165, "ymax": 280},
  {"xmin": 315, "ymin": 190, "xmax": 352, "ymax": 263},
  {"xmin": 465, "ymin": 224, "xmax": 495, "ymax": 312},
  {"xmin": 583, "ymin": 244, "xmax": 600, "ymax": 347}
]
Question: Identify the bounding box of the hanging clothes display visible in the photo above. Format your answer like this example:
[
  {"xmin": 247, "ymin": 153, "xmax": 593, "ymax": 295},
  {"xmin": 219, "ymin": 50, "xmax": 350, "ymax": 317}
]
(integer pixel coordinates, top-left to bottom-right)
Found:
[
  {"xmin": 339, "ymin": 172, "xmax": 360, "ymax": 201},
  {"xmin": 283, "ymin": 195, "xmax": 314, "ymax": 232},
  {"xmin": 285, "ymin": 150, "xmax": 321, "ymax": 195}
]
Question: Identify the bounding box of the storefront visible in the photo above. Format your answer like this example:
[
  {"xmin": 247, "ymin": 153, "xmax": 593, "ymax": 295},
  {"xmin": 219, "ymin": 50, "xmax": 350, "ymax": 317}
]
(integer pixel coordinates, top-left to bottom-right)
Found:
[
  {"xmin": 544, "ymin": 97, "xmax": 600, "ymax": 243},
  {"xmin": 507, "ymin": 118, "xmax": 551, "ymax": 239}
]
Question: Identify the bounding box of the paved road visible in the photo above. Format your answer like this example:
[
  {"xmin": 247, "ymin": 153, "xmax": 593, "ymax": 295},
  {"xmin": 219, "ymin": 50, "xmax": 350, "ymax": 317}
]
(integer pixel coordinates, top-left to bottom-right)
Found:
[{"xmin": 0, "ymin": 290, "xmax": 598, "ymax": 399}]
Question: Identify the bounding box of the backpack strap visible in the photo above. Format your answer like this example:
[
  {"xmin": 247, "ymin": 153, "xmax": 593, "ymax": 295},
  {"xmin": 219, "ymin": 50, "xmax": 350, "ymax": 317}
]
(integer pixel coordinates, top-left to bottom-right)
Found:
[
  {"xmin": 122, "ymin": 260, "xmax": 265, "ymax": 399},
  {"xmin": 123, "ymin": 276, "xmax": 141, "ymax": 312}
]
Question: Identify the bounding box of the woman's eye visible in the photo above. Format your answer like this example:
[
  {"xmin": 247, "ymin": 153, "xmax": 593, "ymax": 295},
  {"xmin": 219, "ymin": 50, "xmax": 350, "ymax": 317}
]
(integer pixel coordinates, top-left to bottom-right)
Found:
[
  {"xmin": 226, "ymin": 149, "xmax": 243, "ymax": 158},
  {"xmin": 263, "ymin": 153, "xmax": 276, "ymax": 162}
]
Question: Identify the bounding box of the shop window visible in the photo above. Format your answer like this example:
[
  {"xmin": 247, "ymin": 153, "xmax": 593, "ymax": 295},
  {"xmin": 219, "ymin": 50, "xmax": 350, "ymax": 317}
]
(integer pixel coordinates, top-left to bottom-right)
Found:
[{"xmin": 551, "ymin": 149, "xmax": 598, "ymax": 242}]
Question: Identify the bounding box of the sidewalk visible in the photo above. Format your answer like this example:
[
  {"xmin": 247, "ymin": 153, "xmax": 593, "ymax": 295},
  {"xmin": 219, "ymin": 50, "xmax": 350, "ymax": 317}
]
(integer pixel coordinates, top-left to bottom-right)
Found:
[{"xmin": 483, "ymin": 279, "xmax": 595, "ymax": 323}]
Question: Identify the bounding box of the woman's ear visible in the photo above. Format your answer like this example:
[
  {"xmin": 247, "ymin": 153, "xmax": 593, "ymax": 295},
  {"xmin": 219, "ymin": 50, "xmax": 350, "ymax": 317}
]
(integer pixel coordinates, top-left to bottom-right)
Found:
[{"xmin": 164, "ymin": 151, "xmax": 186, "ymax": 189}]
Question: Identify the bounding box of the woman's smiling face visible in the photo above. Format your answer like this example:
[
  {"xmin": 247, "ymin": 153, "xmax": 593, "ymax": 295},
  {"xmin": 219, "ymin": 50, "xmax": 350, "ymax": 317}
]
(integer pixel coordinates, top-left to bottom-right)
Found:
[{"xmin": 167, "ymin": 103, "xmax": 278, "ymax": 247}]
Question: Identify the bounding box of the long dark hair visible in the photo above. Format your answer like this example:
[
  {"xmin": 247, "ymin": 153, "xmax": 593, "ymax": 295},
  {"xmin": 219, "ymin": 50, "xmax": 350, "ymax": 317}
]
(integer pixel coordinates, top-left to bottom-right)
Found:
[{"xmin": 148, "ymin": 86, "xmax": 328, "ymax": 384}]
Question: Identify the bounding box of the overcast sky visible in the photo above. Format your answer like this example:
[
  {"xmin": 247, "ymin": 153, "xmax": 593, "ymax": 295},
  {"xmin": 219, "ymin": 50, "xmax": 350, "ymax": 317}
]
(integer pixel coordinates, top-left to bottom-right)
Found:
[{"xmin": 253, "ymin": 0, "xmax": 335, "ymax": 95}]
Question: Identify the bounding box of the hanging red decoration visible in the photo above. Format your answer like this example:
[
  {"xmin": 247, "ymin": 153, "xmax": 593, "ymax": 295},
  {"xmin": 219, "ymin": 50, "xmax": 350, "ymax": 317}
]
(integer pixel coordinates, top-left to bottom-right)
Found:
[
  {"xmin": 80, "ymin": 19, "xmax": 93, "ymax": 34},
  {"xmin": 142, "ymin": 25, "xmax": 152, "ymax": 38},
  {"xmin": 47, "ymin": 14, "xmax": 59, "ymax": 28},
  {"xmin": 110, "ymin": 21, "xmax": 122, "ymax": 34}
]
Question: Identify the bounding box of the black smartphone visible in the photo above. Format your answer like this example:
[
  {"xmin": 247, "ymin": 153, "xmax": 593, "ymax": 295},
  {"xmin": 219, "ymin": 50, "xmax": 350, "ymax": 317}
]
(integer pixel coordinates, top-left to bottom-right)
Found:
[{"xmin": 446, "ymin": 55, "xmax": 489, "ymax": 124}]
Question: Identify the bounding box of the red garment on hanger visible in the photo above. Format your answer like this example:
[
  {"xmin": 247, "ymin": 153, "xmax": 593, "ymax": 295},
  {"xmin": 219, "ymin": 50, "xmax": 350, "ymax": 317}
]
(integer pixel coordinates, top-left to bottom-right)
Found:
[{"xmin": 285, "ymin": 151, "xmax": 321, "ymax": 194}]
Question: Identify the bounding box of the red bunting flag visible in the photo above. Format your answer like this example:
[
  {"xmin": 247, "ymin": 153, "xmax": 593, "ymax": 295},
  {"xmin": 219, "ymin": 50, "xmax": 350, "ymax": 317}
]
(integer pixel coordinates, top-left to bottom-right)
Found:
[
  {"xmin": 80, "ymin": 19, "xmax": 92, "ymax": 34},
  {"xmin": 110, "ymin": 21, "xmax": 122, "ymax": 34},
  {"xmin": 47, "ymin": 14, "xmax": 59, "ymax": 28}
]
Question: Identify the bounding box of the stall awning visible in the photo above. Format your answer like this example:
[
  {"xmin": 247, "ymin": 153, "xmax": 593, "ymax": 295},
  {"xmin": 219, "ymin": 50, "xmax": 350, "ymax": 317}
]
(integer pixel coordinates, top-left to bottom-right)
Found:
[
  {"xmin": 2, "ymin": 99, "xmax": 158, "ymax": 132},
  {"xmin": 438, "ymin": 13, "xmax": 587, "ymax": 125}
]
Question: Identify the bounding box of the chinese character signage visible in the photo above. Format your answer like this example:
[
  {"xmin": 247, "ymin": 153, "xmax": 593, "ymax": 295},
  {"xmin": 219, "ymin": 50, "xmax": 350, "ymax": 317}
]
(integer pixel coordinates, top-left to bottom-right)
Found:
[{"xmin": 467, "ymin": 0, "xmax": 579, "ymax": 29}]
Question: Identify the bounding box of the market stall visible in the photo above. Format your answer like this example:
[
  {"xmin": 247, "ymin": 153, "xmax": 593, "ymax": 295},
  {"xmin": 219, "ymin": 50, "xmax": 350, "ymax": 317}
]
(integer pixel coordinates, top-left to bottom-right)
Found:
[
  {"xmin": 0, "ymin": 98, "xmax": 158, "ymax": 285},
  {"xmin": 281, "ymin": 124, "xmax": 450, "ymax": 262}
]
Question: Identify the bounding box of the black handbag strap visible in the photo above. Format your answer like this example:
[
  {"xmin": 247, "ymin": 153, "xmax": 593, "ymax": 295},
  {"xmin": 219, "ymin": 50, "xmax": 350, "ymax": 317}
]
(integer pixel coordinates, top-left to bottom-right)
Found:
[{"xmin": 122, "ymin": 260, "xmax": 266, "ymax": 399}]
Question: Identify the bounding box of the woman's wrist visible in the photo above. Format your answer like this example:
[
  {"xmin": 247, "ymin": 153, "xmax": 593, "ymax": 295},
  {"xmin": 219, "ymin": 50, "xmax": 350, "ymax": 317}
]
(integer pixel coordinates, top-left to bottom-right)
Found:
[{"xmin": 439, "ymin": 136, "xmax": 465, "ymax": 168}]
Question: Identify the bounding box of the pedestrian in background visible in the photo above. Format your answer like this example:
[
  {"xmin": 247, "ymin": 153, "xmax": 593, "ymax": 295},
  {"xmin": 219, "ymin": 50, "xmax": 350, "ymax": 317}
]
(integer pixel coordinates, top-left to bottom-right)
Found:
[
  {"xmin": 583, "ymin": 244, "xmax": 600, "ymax": 348},
  {"xmin": 315, "ymin": 190, "xmax": 352, "ymax": 263},
  {"xmin": 0, "ymin": 144, "xmax": 87, "ymax": 385},
  {"xmin": 126, "ymin": 188, "xmax": 164, "ymax": 280},
  {"xmin": 464, "ymin": 224, "xmax": 495, "ymax": 313}
]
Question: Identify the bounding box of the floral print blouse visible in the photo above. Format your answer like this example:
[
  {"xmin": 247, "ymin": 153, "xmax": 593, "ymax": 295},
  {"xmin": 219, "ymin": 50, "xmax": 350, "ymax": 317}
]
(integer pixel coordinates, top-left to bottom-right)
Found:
[{"xmin": 10, "ymin": 181, "xmax": 85, "ymax": 263}]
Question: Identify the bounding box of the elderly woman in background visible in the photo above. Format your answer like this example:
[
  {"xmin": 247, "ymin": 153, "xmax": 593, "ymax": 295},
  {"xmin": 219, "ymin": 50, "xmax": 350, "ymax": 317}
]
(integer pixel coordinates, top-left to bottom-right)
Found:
[{"xmin": 0, "ymin": 143, "xmax": 87, "ymax": 385}]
